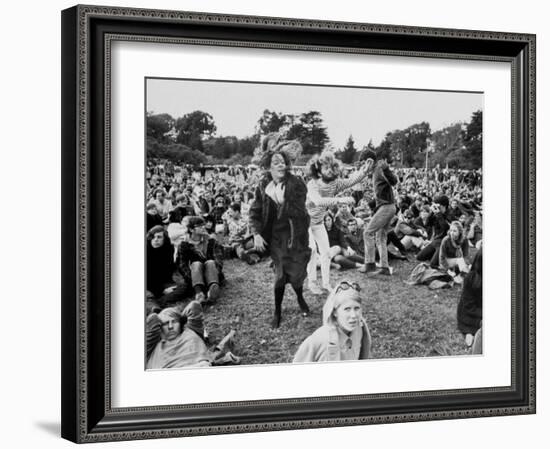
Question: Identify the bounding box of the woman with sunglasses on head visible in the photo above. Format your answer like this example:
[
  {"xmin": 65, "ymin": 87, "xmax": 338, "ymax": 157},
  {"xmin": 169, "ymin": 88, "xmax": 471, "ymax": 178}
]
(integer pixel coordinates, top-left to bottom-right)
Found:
[{"xmin": 293, "ymin": 282, "xmax": 372, "ymax": 363}]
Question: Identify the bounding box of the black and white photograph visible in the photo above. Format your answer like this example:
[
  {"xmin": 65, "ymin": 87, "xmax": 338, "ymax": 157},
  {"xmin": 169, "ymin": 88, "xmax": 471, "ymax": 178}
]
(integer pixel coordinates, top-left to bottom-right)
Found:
[{"xmin": 144, "ymin": 78, "xmax": 483, "ymax": 369}]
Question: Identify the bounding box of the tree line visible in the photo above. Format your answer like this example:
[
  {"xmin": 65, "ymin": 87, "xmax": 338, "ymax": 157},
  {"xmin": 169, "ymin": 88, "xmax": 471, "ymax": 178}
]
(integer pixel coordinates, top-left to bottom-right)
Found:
[{"xmin": 146, "ymin": 108, "xmax": 482, "ymax": 169}]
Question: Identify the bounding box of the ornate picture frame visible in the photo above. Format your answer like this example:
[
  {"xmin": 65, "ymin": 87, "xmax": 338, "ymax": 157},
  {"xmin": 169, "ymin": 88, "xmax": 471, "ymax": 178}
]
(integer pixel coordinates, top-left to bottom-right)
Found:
[{"xmin": 61, "ymin": 4, "xmax": 536, "ymax": 443}]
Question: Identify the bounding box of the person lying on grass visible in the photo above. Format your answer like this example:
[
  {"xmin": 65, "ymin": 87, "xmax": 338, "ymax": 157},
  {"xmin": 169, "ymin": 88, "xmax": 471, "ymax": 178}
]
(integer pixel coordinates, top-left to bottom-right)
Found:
[
  {"xmin": 146, "ymin": 303, "xmax": 239, "ymax": 369},
  {"xmin": 293, "ymin": 281, "xmax": 372, "ymax": 363}
]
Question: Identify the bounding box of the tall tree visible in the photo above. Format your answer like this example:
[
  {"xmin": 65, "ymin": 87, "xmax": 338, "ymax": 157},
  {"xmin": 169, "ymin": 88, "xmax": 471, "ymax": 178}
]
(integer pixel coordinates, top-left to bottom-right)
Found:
[
  {"xmin": 376, "ymin": 134, "xmax": 393, "ymax": 162},
  {"xmin": 255, "ymin": 109, "xmax": 293, "ymax": 135},
  {"xmin": 174, "ymin": 110, "xmax": 217, "ymax": 151},
  {"xmin": 286, "ymin": 111, "xmax": 329, "ymax": 154},
  {"xmin": 146, "ymin": 112, "xmax": 175, "ymax": 142},
  {"xmin": 461, "ymin": 110, "xmax": 482, "ymax": 169},
  {"xmin": 385, "ymin": 122, "xmax": 431, "ymax": 167},
  {"xmin": 338, "ymin": 135, "xmax": 358, "ymax": 164},
  {"xmin": 429, "ymin": 122, "xmax": 464, "ymax": 169}
]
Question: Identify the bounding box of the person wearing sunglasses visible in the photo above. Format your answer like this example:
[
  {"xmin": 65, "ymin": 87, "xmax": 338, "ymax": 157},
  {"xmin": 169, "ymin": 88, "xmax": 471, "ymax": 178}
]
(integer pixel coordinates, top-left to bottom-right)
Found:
[{"xmin": 293, "ymin": 281, "xmax": 372, "ymax": 363}]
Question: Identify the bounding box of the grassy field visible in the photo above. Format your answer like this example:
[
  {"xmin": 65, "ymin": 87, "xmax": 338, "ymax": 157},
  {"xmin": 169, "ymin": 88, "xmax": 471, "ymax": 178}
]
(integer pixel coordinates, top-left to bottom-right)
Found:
[{"xmin": 201, "ymin": 256, "xmax": 470, "ymax": 365}]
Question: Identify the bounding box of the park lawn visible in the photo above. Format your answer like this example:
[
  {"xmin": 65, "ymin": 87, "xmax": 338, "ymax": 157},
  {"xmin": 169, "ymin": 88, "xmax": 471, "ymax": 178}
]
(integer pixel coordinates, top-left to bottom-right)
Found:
[{"xmin": 202, "ymin": 256, "xmax": 471, "ymax": 366}]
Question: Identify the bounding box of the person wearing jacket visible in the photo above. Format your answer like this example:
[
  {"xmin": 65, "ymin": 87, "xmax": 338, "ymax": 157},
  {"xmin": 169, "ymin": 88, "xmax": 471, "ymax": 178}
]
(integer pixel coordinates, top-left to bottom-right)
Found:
[
  {"xmin": 174, "ymin": 216, "xmax": 224, "ymax": 305},
  {"xmin": 249, "ymin": 134, "xmax": 311, "ymax": 328},
  {"xmin": 293, "ymin": 281, "xmax": 372, "ymax": 363},
  {"xmin": 435, "ymin": 220, "xmax": 470, "ymax": 275},
  {"xmin": 146, "ymin": 225, "xmax": 188, "ymax": 313},
  {"xmin": 413, "ymin": 205, "xmax": 434, "ymax": 240},
  {"xmin": 416, "ymin": 195, "xmax": 450, "ymax": 262},
  {"xmin": 394, "ymin": 209, "xmax": 427, "ymax": 251},
  {"xmin": 361, "ymin": 150, "xmax": 398, "ymax": 276}
]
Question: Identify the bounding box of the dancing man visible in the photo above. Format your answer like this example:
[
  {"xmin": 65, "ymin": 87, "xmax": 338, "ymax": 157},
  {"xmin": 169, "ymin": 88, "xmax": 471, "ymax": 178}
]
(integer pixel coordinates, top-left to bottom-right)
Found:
[{"xmin": 305, "ymin": 151, "xmax": 372, "ymax": 294}]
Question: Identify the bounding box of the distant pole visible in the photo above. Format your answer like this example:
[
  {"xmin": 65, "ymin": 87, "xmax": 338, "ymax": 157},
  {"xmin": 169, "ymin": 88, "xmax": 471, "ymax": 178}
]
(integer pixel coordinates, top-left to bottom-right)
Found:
[{"xmin": 425, "ymin": 139, "xmax": 433, "ymax": 188}]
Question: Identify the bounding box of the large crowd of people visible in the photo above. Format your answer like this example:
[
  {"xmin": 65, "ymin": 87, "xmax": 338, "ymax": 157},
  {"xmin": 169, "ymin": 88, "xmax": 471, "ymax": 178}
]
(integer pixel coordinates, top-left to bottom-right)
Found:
[{"xmin": 145, "ymin": 134, "xmax": 483, "ymax": 368}]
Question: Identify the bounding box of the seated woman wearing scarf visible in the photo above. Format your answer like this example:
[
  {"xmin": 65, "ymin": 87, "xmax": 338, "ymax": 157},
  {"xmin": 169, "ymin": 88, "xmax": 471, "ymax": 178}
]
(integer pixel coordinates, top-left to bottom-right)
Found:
[{"xmin": 293, "ymin": 282, "xmax": 372, "ymax": 363}]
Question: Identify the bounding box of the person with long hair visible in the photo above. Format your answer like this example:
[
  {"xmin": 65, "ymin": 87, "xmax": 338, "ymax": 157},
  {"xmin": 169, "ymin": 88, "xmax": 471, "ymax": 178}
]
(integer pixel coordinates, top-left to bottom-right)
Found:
[
  {"xmin": 305, "ymin": 151, "xmax": 373, "ymax": 293},
  {"xmin": 436, "ymin": 220, "xmax": 470, "ymax": 282},
  {"xmin": 146, "ymin": 225, "xmax": 188, "ymax": 312},
  {"xmin": 293, "ymin": 281, "xmax": 372, "ymax": 363},
  {"xmin": 249, "ymin": 133, "xmax": 311, "ymax": 328}
]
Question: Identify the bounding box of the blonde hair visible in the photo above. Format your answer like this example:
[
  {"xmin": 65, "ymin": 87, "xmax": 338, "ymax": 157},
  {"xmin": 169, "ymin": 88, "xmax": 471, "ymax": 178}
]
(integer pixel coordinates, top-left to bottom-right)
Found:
[
  {"xmin": 307, "ymin": 150, "xmax": 341, "ymax": 179},
  {"xmin": 322, "ymin": 286, "xmax": 362, "ymax": 326},
  {"xmin": 449, "ymin": 220, "xmax": 464, "ymax": 242}
]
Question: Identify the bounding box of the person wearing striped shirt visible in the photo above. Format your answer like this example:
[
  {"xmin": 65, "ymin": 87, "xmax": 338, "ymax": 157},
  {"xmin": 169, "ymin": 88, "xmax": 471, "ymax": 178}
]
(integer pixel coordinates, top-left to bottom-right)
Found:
[{"xmin": 305, "ymin": 152, "xmax": 373, "ymax": 294}]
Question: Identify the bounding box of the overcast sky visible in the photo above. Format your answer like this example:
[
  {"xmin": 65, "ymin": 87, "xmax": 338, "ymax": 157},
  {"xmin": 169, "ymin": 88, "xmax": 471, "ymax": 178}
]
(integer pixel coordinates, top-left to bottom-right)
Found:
[{"xmin": 146, "ymin": 78, "xmax": 483, "ymax": 148}]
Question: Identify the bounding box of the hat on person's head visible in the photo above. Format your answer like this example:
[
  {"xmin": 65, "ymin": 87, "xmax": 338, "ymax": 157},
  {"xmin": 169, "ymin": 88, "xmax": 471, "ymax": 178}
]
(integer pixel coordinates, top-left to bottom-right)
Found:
[{"xmin": 434, "ymin": 194, "xmax": 449, "ymax": 208}]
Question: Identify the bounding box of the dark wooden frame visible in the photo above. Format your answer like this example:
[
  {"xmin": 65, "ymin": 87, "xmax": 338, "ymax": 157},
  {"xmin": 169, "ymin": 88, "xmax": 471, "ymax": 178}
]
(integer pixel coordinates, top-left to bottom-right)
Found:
[{"xmin": 61, "ymin": 4, "xmax": 536, "ymax": 443}]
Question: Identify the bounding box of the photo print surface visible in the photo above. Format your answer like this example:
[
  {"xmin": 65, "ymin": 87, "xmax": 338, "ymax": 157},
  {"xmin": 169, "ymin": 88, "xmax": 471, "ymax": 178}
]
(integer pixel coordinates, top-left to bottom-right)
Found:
[{"xmin": 144, "ymin": 78, "xmax": 483, "ymax": 370}]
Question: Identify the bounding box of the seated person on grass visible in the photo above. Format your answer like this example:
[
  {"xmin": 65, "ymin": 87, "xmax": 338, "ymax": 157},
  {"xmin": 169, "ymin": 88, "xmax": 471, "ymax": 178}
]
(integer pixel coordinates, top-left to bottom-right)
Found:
[
  {"xmin": 146, "ymin": 203, "xmax": 163, "ymax": 231},
  {"xmin": 166, "ymin": 208, "xmax": 188, "ymax": 256},
  {"xmin": 147, "ymin": 189, "xmax": 172, "ymax": 224},
  {"xmin": 413, "ymin": 204, "xmax": 434, "ymax": 242},
  {"xmin": 344, "ymin": 217, "xmax": 366, "ymax": 260},
  {"xmin": 416, "ymin": 195, "xmax": 451, "ymax": 262},
  {"xmin": 394, "ymin": 208, "xmax": 428, "ymax": 251},
  {"xmin": 435, "ymin": 221, "xmax": 470, "ymax": 283},
  {"xmin": 175, "ymin": 216, "xmax": 224, "ymax": 305},
  {"xmin": 324, "ymin": 213, "xmax": 365, "ymax": 271},
  {"xmin": 225, "ymin": 202, "xmax": 262, "ymax": 265},
  {"xmin": 146, "ymin": 225, "xmax": 188, "ymax": 313}
]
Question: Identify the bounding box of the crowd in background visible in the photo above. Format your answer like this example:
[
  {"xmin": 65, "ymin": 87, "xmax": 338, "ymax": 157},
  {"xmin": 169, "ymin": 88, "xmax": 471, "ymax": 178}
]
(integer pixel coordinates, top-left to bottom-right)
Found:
[{"xmin": 144, "ymin": 157, "xmax": 483, "ymax": 368}]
